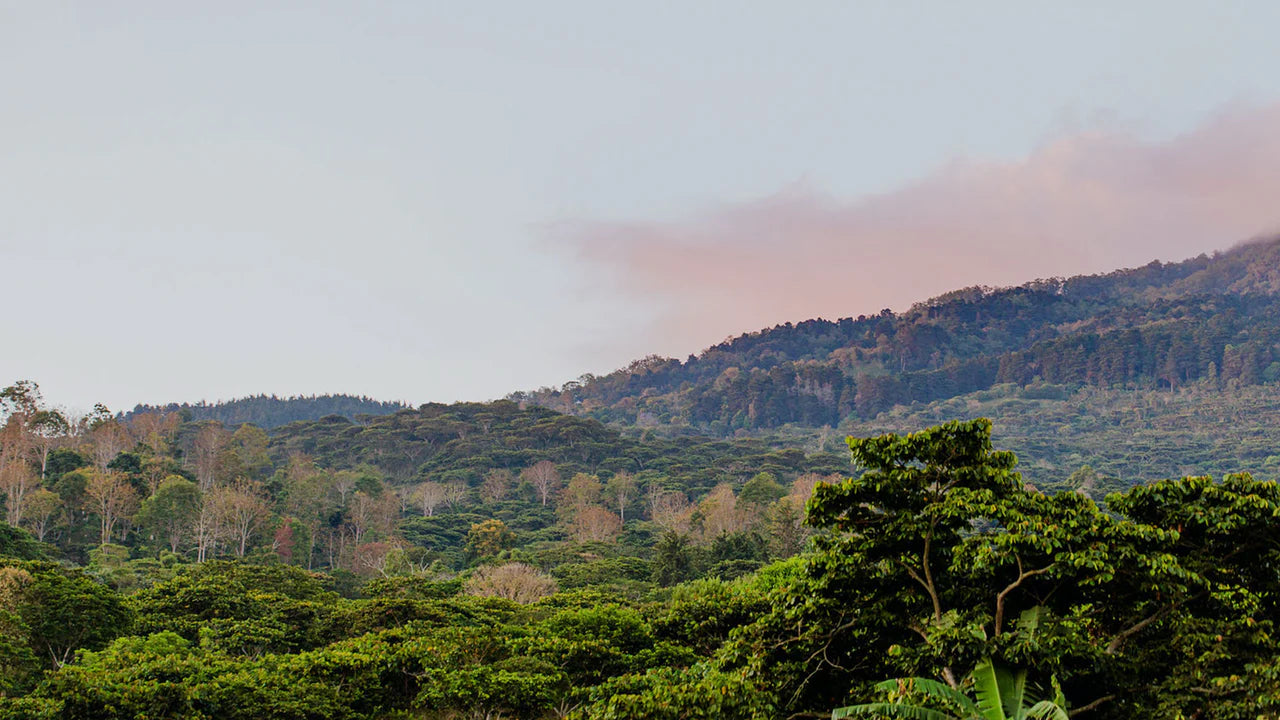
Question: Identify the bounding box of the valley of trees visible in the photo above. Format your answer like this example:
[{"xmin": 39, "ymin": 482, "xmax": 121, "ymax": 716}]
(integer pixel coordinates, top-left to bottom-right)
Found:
[{"xmin": 4, "ymin": 395, "xmax": 1280, "ymax": 718}]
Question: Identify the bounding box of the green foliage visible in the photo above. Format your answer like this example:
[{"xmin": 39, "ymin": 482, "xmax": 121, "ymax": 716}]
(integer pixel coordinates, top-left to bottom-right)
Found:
[
  {"xmin": 652, "ymin": 576, "xmax": 772, "ymax": 655},
  {"xmin": 0, "ymin": 525, "xmax": 52, "ymax": 562},
  {"xmin": 0, "ymin": 606, "xmax": 37, "ymax": 696},
  {"xmin": 651, "ymin": 531, "xmax": 698, "ymax": 587},
  {"xmin": 833, "ymin": 658, "xmax": 1069, "ymax": 720},
  {"xmin": 15, "ymin": 386, "xmax": 1280, "ymax": 720},
  {"xmin": 129, "ymin": 561, "xmax": 336, "ymax": 651},
  {"xmin": 551, "ymin": 556, "xmax": 651, "ymax": 589},
  {"xmin": 0, "ymin": 560, "xmax": 133, "ymax": 670},
  {"xmin": 740, "ymin": 472, "xmax": 786, "ymax": 506},
  {"xmin": 318, "ymin": 594, "xmax": 519, "ymax": 641},
  {"xmin": 572, "ymin": 664, "xmax": 774, "ymax": 720},
  {"xmin": 359, "ymin": 574, "xmax": 462, "ymax": 600}
]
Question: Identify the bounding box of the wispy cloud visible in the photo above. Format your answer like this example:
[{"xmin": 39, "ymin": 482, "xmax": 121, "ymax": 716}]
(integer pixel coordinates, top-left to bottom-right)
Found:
[{"xmin": 557, "ymin": 102, "xmax": 1280, "ymax": 357}]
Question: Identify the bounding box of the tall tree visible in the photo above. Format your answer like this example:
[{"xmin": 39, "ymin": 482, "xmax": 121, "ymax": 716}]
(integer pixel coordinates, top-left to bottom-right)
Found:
[
  {"xmin": 209, "ymin": 480, "xmax": 269, "ymax": 557},
  {"xmin": 28, "ymin": 410, "xmax": 69, "ymax": 480},
  {"xmin": 569, "ymin": 504, "xmax": 623, "ymax": 543},
  {"xmin": 22, "ymin": 488, "xmax": 62, "ymax": 542},
  {"xmin": 129, "ymin": 411, "xmax": 180, "ymax": 457},
  {"xmin": 83, "ymin": 470, "xmax": 138, "ymax": 546},
  {"xmin": 280, "ymin": 455, "xmax": 331, "ymax": 569},
  {"xmin": 135, "ymin": 477, "xmax": 200, "ymax": 553},
  {"xmin": 561, "ymin": 473, "xmax": 602, "ymax": 513},
  {"xmin": 87, "ymin": 420, "xmax": 131, "ymax": 470},
  {"xmin": 698, "ymin": 483, "xmax": 751, "ymax": 539},
  {"xmin": 345, "ymin": 489, "xmax": 397, "ymax": 546},
  {"xmin": 521, "ymin": 460, "xmax": 560, "ymax": 507},
  {"xmin": 649, "ymin": 489, "xmax": 693, "ymax": 534},
  {"xmin": 230, "ymin": 424, "xmax": 272, "ymax": 481},
  {"xmin": 0, "ymin": 422, "xmax": 34, "ymax": 526},
  {"xmin": 411, "ymin": 480, "xmax": 447, "ymax": 517},
  {"xmin": 480, "ymin": 469, "xmax": 513, "ymax": 504},
  {"xmin": 605, "ymin": 471, "xmax": 637, "ymax": 522},
  {"xmin": 190, "ymin": 423, "xmax": 230, "ymax": 491},
  {"xmin": 192, "ymin": 492, "xmax": 222, "ymax": 562}
]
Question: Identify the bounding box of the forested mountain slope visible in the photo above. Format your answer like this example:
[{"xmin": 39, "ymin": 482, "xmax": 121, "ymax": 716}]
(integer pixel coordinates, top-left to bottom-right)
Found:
[{"xmin": 516, "ymin": 236, "xmax": 1280, "ymax": 432}]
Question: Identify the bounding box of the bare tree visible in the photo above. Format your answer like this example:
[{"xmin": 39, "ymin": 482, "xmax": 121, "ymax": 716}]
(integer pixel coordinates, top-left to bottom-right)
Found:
[
  {"xmin": 649, "ymin": 489, "xmax": 693, "ymax": 535},
  {"xmin": 0, "ymin": 419, "xmax": 34, "ymax": 526},
  {"xmin": 84, "ymin": 470, "xmax": 138, "ymax": 546},
  {"xmin": 192, "ymin": 492, "xmax": 223, "ymax": 562},
  {"xmin": 0, "ymin": 381, "xmax": 41, "ymax": 422},
  {"xmin": 331, "ymin": 470, "xmax": 359, "ymax": 506},
  {"xmin": 412, "ymin": 481, "xmax": 447, "ymax": 517},
  {"xmin": 140, "ymin": 457, "xmax": 174, "ymax": 497},
  {"xmin": 464, "ymin": 562, "xmax": 558, "ymax": 603},
  {"xmin": 210, "ymin": 480, "xmax": 270, "ymax": 556},
  {"xmin": 190, "ymin": 423, "xmax": 230, "ymax": 491},
  {"xmin": 521, "ymin": 460, "xmax": 560, "ymax": 507},
  {"xmin": 570, "ymin": 504, "xmax": 622, "ymax": 543},
  {"xmin": 443, "ymin": 479, "xmax": 469, "ymax": 510},
  {"xmin": 29, "ymin": 410, "xmax": 69, "ymax": 479},
  {"xmin": 353, "ymin": 541, "xmax": 401, "ymax": 578},
  {"xmin": 698, "ymin": 483, "xmax": 751, "ymax": 538},
  {"xmin": 605, "ymin": 471, "xmax": 637, "ymax": 522},
  {"xmin": 346, "ymin": 490, "xmax": 397, "ymax": 546},
  {"xmin": 88, "ymin": 420, "xmax": 132, "ymax": 470},
  {"xmin": 561, "ymin": 473, "xmax": 602, "ymax": 511},
  {"xmin": 790, "ymin": 473, "xmax": 830, "ymax": 504},
  {"xmin": 130, "ymin": 411, "xmax": 180, "ymax": 457},
  {"xmin": 480, "ymin": 469, "xmax": 513, "ymax": 504}
]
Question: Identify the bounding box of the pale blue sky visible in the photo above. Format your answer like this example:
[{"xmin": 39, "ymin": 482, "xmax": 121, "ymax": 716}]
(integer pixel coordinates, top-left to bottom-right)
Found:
[{"xmin": 4, "ymin": 2, "xmax": 1280, "ymax": 411}]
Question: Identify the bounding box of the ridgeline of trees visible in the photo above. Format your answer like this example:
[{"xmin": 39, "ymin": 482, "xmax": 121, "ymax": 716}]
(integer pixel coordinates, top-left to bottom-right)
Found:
[
  {"xmin": 5, "ymin": 418, "xmax": 1280, "ymax": 718},
  {"xmin": 128, "ymin": 394, "xmax": 410, "ymax": 429},
  {"xmin": 518, "ymin": 236, "xmax": 1280, "ymax": 431}
]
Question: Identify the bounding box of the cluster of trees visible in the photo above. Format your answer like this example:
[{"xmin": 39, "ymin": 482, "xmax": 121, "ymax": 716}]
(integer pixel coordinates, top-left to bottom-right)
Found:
[
  {"xmin": 843, "ymin": 379, "xmax": 1280, "ymax": 489},
  {"xmin": 127, "ymin": 394, "xmax": 409, "ymax": 429},
  {"xmin": 0, "ymin": 382, "xmax": 847, "ymax": 586},
  {"xmin": 518, "ymin": 237, "xmax": 1280, "ymax": 430},
  {"xmin": 5, "ymin": 419, "xmax": 1280, "ymax": 718}
]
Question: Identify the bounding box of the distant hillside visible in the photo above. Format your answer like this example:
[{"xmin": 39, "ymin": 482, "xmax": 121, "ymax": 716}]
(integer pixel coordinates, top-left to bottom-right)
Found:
[
  {"xmin": 268, "ymin": 400, "xmax": 848, "ymax": 495},
  {"xmin": 516, "ymin": 236, "xmax": 1280, "ymax": 433},
  {"xmin": 838, "ymin": 381, "xmax": 1280, "ymax": 492},
  {"xmin": 128, "ymin": 393, "xmax": 409, "ymax": 429}
]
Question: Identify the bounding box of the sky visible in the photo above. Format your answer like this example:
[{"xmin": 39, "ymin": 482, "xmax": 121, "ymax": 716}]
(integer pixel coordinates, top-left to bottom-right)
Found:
[{"xmin": 4, "ymin": 2, "xmax": 1280, "ymax": 412}]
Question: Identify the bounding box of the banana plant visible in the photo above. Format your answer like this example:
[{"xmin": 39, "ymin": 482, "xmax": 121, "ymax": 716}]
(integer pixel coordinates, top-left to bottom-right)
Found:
[{"xmin": 832, "ymin": 659, "xmax": 1069, "ymax": 720}]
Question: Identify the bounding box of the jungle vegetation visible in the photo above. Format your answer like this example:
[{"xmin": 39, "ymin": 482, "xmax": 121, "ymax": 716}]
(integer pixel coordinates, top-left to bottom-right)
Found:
[{"xmin": 3, "ymin": 384, "xmax": 1280, "ymax": 718}]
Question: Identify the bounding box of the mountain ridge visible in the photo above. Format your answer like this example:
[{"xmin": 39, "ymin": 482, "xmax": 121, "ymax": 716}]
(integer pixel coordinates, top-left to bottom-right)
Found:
[{"xmin": 513, "ymin": 235, "xmax": 1280, "ymax": 432}]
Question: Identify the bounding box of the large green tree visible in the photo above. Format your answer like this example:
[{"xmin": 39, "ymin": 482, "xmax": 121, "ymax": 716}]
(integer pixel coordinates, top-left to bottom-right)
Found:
[{"xmin": 722, "ymin": 419, "xmax": 1279, "ymax": 719}]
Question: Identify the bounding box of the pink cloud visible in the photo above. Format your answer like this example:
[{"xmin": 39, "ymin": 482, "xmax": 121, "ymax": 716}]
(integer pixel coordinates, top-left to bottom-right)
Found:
[{"xmin": 558, "ymin": 103, "xmax": 1280, "ymax": 357}]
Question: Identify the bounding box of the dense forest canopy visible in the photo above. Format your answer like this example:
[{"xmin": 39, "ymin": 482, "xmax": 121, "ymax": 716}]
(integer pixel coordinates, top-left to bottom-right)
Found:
[{"xmin": 3, "ymin": 410, "xmax": 1280, "ymax": 719}]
